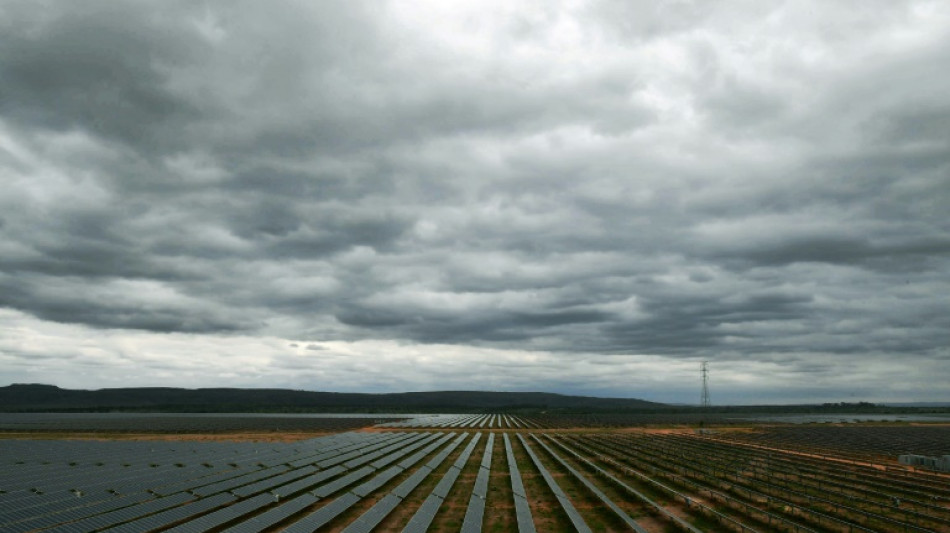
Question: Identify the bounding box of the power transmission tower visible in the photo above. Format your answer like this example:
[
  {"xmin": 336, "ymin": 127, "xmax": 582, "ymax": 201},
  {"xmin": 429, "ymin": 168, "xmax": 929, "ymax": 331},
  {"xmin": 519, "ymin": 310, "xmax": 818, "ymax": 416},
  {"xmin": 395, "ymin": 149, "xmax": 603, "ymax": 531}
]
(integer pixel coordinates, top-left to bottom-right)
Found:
[{"xmin": 700, "ymin": 361, "xmax": 710, "ymax": 408}]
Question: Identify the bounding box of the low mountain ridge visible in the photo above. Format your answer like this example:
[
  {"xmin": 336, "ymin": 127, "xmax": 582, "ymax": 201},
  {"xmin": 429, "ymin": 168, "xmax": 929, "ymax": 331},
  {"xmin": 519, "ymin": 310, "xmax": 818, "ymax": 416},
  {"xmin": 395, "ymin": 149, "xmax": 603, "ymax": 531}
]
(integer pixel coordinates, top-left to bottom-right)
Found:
[{"xmin": 0, "ymin": 384, "xmax": 666, "ymax": 412}]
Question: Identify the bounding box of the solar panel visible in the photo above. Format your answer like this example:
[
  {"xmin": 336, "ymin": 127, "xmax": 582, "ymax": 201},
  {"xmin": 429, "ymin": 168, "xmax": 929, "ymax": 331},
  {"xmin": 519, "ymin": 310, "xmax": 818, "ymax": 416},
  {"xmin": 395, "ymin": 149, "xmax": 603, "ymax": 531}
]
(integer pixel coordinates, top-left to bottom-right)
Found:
[
  {"xmin": 430, "ymin": 466, "xmax": 461, "ymax": 500},
  {"xmin": 503, "ymin": 433, "xmax": 537, "ymax": 532},
  {"xmin": 101, "ymin": 492, "xmax": 236, "ymax": 533},
  {"xmin": 396, "ymin": 433, "xmax": 452, "ymax": 470},
  {"xmin": 319, "ymin": 434, "xmax": 414, "ymax": 469},
  {"xmin": 368, "ymin": 434, "xmax": 437, "ymax": 470},
  {"xmin": 504, "ymin": 434, "xmax": 527, "ymax": 499},
  {"xmin": 536, "ymin": 436, "xmax": 651, "ymax": 533},
  {"xmin": 390, "ymin": 466, "xmax": 431, "ymax": 500},
  {"xmin": 220, "ymin": 493, "xmax": 318, "ymax": 533},
  {"xmin": 400, "ymin": 494, "xmax": 442, "ymax": 533},
  {"xmin": 340, "ymin": 493, "xmax": 401, "ymax": 533},
  {"xmin": 4, "ymin": 493, "xmax": 152, "ymax": 533},
  {"xmin": 425, "ymin": 433, "xmax": 467, "ymax": 470},
  {"xmin": 191, "ymin": 466, "xmax": 288, "ymax": 497},
  {"xmin": 311, "ymin": 466, "xmax": 373, "ymax": 498},
  {"xmin": 1, "ymin": 491, "xmax": 120, "ymax": 527},
  {"xmin": 460, "ymin": 495, "xmax": 485, "ymax": 533},
  {"xmin": 455, "ymin": 433, "xmax": 482, "ymax": 468},
  {"xmin": 431, "ymin": 432, "xmax": 480, "ymax": 499},
  {"xmin": 557, "ymin": 493, "xmax": 590, "ymax": 531},
  {"xmin": 472, "ymin": 463, "xmax": 490, "ymax": 499},
  {"xmin": 231, "ymin": 465, "xmax": 318, "ymax": 497},
  {"xmin": 473, "ymin": 433, "xmax": 494, "ymax": 500},
  {"xmin": 517, "ymin": 434, "xmax": 592, "ymax": 533},
  {"xmin": 163, "ymin": 493, "xmax": 274, "ymax": 533},
  {"xmin": 351, "ymin": 465, "xmax": 402, "ymax": 497},
  {"xmin": 273, "ymin": 466, "xmax": 345, "ymax": 498},
  {"xmin": 515, "ymin": 497, "xmax": 536, "ymax": 532},
  {"xmin": 149, "ymin": 468, "xmax": 242, "ymax": 497},
  {"xmin": 282, "ymin": 492, "xmax": 361, "ymax": 532},
  {"xmin": 41, "ymin": 493, "xmax": 194, "ymax": 533},
  {"xmin": 480, "ymin": 433, "xmax": 495, "ymax": 470},
  {"xmin": 0, "ymin": 491, "xmax": 49, "ymax": 511}
]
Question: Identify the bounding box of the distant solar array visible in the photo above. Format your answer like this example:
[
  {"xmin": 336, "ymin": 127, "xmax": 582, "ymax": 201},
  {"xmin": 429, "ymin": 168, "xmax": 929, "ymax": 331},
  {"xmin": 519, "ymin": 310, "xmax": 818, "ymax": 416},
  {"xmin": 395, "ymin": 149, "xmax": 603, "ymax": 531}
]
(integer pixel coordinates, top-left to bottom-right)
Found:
[
  {"xmin": 379, "ymin": 412, "xmax": 752, "ymax": 428},
  {"xmin": 0, "ymin": 411, "xmax": 829, "ymax": 432},
  {"xmin": 378, "ymin": 413, "xmax": 538, "ymax": 429},
  {"xmin": 0, "ymin": 413, "xmax": 404, "ymax": 434}
]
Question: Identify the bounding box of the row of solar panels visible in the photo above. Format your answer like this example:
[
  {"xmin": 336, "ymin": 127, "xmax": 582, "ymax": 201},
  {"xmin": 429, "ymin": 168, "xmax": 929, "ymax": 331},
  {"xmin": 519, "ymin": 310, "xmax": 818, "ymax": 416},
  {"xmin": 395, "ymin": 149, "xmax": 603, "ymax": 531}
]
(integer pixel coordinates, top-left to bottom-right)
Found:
[
  {"xmin": 1, "ymin": 432, "xmax": 372, "ymax": 467},
  {"xmin": 15, "ymin": 432, "xmax": 436, "ymax": 533},
  {"xmin": 0, "ymin": 432, "xmax": 414, "ymax": 531},
  {"xmin": 1, "ymin": 431, "xmax": 652, "ymax": 532},
  {"xmin": 1, "ymin": 432, "xmax": 390, "ymax": 495},
  {"xmin": 503, "ymin": 434, "xmax": 536, "ymax": 533},
  {"xmin": 380, "ymin": 413, "xmax": 538, "ymax": 429},
  {"xmin": 7, "ymin": 432, "xmax": 447, "ymax": 531}
]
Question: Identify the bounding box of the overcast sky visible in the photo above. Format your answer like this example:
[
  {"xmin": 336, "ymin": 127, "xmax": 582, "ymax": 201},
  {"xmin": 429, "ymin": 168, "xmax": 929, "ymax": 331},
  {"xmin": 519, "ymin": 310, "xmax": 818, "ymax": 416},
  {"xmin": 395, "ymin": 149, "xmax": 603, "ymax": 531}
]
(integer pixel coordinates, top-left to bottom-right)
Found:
[{"xmin": 1, "ymin": 1, "xmax": 948, "ymax": 404}]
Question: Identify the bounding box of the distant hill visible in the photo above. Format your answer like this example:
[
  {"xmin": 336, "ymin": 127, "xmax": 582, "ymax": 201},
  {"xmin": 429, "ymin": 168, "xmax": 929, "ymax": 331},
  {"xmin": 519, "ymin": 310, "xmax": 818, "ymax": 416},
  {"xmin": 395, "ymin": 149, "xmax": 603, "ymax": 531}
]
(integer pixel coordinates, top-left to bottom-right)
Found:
[{"xmin": 0, "ymin": 384, "xmax": 667, "ymax": 413}]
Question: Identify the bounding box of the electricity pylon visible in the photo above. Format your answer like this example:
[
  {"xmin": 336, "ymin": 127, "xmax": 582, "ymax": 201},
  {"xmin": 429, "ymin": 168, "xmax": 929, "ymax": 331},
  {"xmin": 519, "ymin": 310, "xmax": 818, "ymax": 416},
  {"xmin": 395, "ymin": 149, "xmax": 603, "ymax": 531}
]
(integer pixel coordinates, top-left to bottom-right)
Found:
[{"xmin": 700, "ymin": 361, "xmax": 710, "ymax": 408}]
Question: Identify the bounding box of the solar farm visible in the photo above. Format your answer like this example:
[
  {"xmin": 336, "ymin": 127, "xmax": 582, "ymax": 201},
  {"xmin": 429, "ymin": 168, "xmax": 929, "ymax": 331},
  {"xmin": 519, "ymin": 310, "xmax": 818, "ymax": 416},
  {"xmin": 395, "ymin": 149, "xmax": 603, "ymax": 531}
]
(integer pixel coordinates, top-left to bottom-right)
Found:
[{"xmin": 2, "ymin": 413, "xmax": 949, "ymax": 532}]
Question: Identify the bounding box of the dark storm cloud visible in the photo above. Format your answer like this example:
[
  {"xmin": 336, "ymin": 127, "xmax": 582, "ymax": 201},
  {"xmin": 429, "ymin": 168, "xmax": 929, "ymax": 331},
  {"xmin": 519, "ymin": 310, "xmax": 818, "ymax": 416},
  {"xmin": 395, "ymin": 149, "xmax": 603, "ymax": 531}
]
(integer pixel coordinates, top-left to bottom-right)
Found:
[
  {"xmin": 1, "ymin": 0, "xmax": 949, "ymax": 400},
  {"xmin": 0, "ymin": 273, "xmax": 248, "ymax": 333},
  {"xmin": 262, "ymin": 211, "xmax": 413, "ymax": 259},
  {"xmin": 715, "ymin": 235, "xmax": 950, "ymax": 270},
  {"xmin": 601, "ymin": 291, "xmax": 815, "ymax": 355},
  {"xmin": 0, "ymin": 3, "xmax": 203, "ymax": 154},
  {"xmin": 336, "ymin": 302, "xmax": 611, "ymax": 344}
]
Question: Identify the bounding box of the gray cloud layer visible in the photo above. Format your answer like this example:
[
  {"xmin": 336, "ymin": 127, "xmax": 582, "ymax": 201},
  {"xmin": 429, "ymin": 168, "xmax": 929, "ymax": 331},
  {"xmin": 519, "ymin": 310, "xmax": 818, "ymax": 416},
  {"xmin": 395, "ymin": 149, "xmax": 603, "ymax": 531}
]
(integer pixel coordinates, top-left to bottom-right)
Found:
[{"xmin": 1, "ymin": 1, "xmax": 948, "ymax": 402}]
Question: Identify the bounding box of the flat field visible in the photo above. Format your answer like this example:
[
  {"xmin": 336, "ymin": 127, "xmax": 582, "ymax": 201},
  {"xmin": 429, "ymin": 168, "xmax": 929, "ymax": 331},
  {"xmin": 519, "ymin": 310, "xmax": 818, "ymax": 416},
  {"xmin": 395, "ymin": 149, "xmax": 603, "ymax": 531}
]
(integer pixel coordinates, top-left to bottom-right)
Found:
[{"xmin": 1, "ymin": 414, "xmax": 948, "ymax": 532}]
